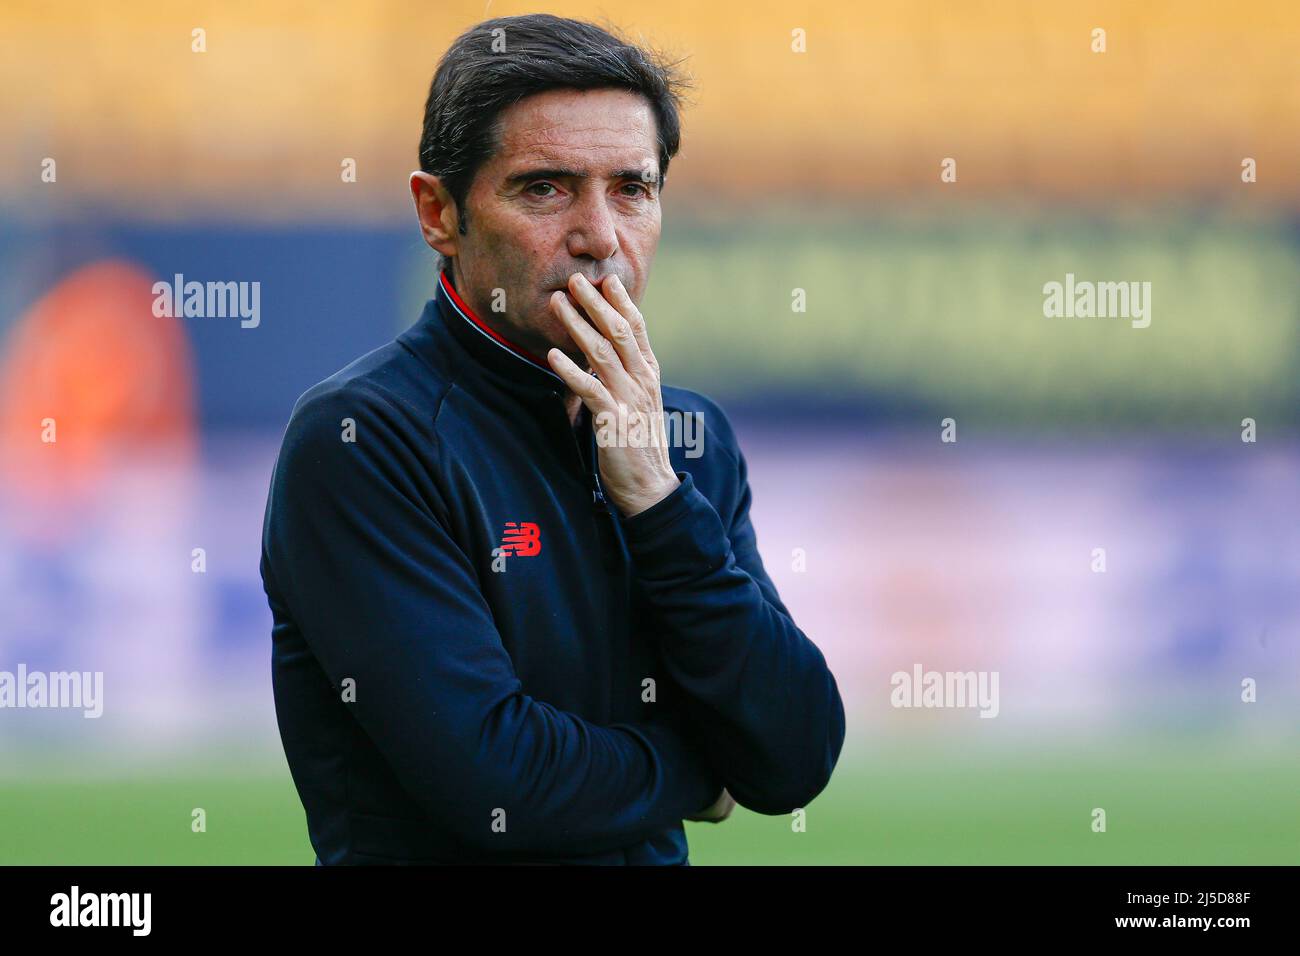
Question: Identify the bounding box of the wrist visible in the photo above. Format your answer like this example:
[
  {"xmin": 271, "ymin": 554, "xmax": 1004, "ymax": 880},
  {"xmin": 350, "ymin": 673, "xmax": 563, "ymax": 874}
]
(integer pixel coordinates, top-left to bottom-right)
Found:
[{"xmin": 619, "ymin": 473, "xmax": 681, "ymax": 518}]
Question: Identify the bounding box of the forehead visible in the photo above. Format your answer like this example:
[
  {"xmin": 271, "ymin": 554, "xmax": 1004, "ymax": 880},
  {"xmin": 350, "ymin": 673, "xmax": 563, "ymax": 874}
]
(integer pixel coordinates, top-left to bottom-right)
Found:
[{"xmin": 490, "ymin": 88, "xmax": 659, "ymax": 172}]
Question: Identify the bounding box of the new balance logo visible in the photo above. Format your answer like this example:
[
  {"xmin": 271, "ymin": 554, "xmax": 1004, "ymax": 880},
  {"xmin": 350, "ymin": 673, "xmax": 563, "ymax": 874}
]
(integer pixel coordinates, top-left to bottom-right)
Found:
[{"xmin": 500, "ymin": 522, "xmax": 541, "ymax": 557}]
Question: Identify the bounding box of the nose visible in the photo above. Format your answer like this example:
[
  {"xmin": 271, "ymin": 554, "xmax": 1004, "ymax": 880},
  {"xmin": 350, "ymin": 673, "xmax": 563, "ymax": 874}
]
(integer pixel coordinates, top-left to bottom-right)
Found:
[{"xmin": 565, "ymin": 190, "xmax": 619, "ymax": 262}]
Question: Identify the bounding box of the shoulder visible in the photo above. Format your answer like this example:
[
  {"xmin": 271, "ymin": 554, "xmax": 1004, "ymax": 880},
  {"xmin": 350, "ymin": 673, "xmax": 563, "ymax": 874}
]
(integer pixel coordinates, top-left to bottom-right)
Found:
[
  {"xmin": 660, "ymin": 384, "xmax": 741, "ymax": 466},
  {"xmin": 284, "ymin": 341, "xmax": 452, "ymax": 454},
  {"xmin": 659, "ymin": 384, "xmax": 747, "ymax": 526},
  {"xmin": 268, "ymin": 352, "xmax": 454, "ymax": 520}
]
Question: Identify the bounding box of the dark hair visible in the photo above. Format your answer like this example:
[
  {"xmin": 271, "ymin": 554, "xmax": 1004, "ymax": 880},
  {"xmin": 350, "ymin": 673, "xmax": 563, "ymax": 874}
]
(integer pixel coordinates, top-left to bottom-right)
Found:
[{"xmin": 419, "ymin": 14, "xmax": 689, "ymax": 236}]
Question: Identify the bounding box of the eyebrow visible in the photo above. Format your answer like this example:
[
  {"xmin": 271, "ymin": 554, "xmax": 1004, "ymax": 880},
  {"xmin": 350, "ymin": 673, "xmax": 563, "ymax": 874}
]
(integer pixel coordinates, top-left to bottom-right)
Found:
[{"xmin": 505, "ymin": 167, "xmax": 660, "ymax": 186}]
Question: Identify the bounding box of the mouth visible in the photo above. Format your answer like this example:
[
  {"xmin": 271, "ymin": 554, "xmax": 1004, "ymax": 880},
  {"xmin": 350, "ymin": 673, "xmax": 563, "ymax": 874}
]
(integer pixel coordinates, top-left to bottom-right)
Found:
[{"xmin": 549, "ymin": 274, "xmax": 610, "ymax": 294}]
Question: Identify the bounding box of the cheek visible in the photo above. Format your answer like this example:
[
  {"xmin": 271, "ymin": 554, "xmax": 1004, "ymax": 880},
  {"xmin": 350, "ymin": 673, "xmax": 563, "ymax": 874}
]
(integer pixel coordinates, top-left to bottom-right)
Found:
[
  {"xmin": 501, "ymin": 205, "xmax": 566, "ymax": 245},
  {"xmin": 471, "ymin": 199, "xmax": 545, "ymax": 251},
  {"xmin": 622, "ymin": 217, "xmax": 660, "ymax": 280},
  {"xmin": 624, "ymin": 207, "xmax": 661, "ymax": 250}
]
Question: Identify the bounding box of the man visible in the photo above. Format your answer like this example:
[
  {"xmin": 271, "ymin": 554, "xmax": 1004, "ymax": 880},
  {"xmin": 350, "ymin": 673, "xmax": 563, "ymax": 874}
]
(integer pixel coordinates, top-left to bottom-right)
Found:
[{"xmin": 260, "ymin": 13, "xmax": 845, "ymax": 865}]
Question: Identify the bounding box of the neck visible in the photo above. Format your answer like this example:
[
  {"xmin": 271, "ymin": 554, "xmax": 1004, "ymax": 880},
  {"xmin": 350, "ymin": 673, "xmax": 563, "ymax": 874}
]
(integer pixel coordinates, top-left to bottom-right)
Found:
[
  {"xmin": 448, "ymin": 258, "xmax": 552, "ymax": 360},
  {"xmin": 445, "ymin": 261, "xmax": 593, "ymax": 423},
  {"xmin": 564, "ymin": 391, "xmax": 584, "ymax": 429}
]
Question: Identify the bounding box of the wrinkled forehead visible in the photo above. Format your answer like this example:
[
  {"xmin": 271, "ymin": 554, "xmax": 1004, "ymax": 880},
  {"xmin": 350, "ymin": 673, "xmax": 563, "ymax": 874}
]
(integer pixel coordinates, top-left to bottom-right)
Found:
[{"xmin": 489, "ymin": 88, "xmax": 660, "ymax": 177}]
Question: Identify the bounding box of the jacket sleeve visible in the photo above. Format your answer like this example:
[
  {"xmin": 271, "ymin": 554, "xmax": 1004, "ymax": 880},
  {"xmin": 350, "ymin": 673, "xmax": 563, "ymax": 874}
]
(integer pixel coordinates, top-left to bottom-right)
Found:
[
  {"xmin": 262, "ymin": 384, "xmax": 720, "ymax": 857},
  {"xmin": 620, "ymin": 410, "xmax": 846, "ymax": 815}
]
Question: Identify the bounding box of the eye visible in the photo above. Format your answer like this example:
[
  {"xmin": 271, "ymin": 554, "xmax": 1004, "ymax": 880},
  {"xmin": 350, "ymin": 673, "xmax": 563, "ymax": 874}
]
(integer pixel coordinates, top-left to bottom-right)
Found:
[
  {"xmin": 525, "ymin": 182, "xmax": 556, "ymax": 197},
  {"xmin": 620, "ymin": 182, "xmax": 652, "ymax": 198}
]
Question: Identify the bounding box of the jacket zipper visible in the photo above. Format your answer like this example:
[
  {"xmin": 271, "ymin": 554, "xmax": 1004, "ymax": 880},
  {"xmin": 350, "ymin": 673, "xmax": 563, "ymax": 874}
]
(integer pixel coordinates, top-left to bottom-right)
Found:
[
  {"xmin": 555, "ymin": 391, "xmax": 606, "ymax": 511},
  {"xmin": 588, "ymin": 420, "xmax": 608, "ymax": 510}
]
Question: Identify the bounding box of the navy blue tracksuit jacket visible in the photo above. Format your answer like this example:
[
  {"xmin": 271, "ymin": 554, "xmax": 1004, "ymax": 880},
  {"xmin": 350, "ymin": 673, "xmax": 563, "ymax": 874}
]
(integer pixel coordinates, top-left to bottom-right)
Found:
[{"xmin": 260, "ymin": 269, "xmax": 845, "ymax": 864}]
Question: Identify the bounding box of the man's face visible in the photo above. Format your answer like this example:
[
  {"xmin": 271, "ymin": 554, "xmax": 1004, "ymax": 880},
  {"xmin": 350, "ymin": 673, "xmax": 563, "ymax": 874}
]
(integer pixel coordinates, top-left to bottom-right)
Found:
[{"xmin": 444, "ymin": 87, "xmax": 663, "ymax": 365}]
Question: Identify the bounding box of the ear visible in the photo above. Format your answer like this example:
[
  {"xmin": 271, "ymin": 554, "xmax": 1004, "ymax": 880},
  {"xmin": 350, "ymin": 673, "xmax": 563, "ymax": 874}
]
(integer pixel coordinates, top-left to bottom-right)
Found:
[{"xmin": 409, "ymin": 172, "xmax": 460, "ymax": 257}]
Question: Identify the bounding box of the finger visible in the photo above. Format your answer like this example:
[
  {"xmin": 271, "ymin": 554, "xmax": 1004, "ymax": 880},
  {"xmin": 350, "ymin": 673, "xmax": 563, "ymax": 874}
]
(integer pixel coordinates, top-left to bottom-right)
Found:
[
  {"xmin": 545, "ymin": 346, "xmax": 613, "ymax": 410},
  {"xmin": 550, "ymin": 289, "xmax": 624, "ymax": 383},
  {"xmin": 568, "ymin": 273, "xmax": 650, "ymax": 378},
  {"xmin": 550, "ymin": 289, "xmax": 633, "ymax": 390},
  {"xmin": 600, "ymin": 275, "xmax": 657, "ymax": 373}
]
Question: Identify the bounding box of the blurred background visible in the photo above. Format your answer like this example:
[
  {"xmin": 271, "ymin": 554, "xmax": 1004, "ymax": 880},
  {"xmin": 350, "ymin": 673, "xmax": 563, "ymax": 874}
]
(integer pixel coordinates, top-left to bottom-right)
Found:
[{"xmin": 0, "ymin": 0, "xmax": 1297, "ymax": 863}]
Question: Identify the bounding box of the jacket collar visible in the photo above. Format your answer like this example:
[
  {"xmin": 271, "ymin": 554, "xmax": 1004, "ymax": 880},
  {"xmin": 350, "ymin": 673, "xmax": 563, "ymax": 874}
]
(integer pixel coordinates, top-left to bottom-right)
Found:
[{"xmin": 432, "ymin": 268, "xmax": 567, "ymax": 393}]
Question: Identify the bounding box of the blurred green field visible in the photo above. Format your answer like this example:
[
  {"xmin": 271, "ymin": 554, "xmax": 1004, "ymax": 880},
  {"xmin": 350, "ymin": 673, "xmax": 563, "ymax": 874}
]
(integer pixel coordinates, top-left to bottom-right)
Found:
[{"xmin": 3, "ymin": 745, "xmax": 1295, "ymax": 864}]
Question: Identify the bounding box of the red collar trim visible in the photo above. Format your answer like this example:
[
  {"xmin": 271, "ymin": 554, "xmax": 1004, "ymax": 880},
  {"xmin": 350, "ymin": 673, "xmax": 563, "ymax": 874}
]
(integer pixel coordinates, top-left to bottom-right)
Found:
[{"xmin": 438, "ymin": 271, "xmax": 557, "ymax": 375}]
